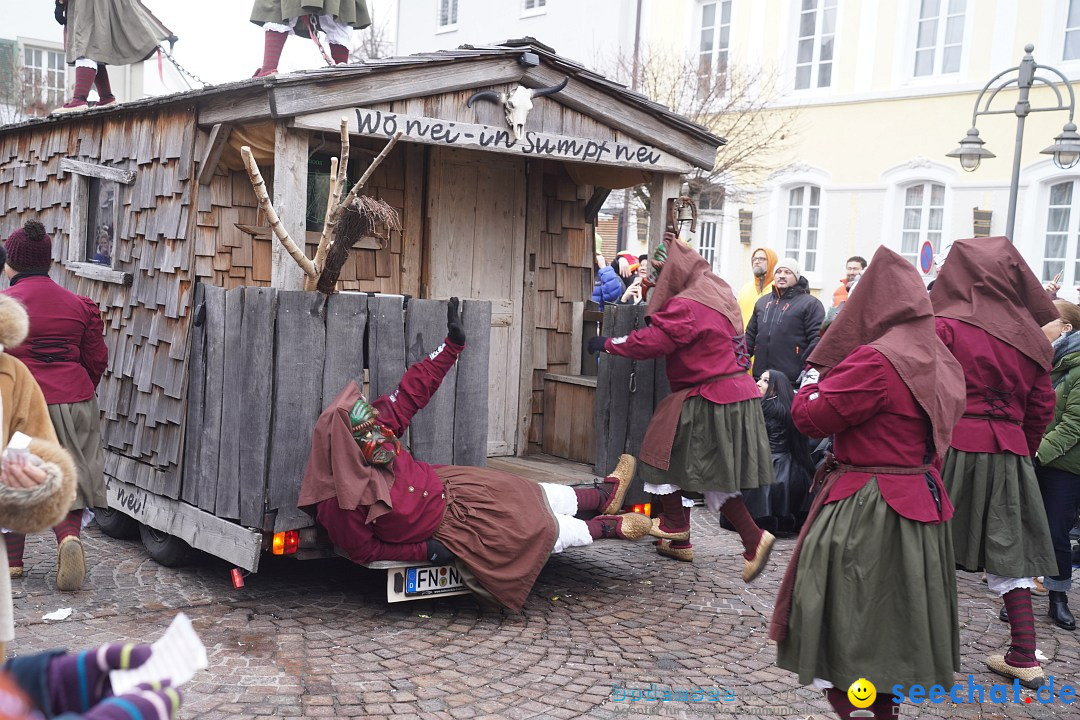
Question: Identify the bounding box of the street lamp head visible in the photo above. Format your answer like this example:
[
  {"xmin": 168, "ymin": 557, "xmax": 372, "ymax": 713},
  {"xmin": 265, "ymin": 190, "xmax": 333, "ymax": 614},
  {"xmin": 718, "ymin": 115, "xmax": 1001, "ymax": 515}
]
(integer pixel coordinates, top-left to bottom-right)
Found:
[
  {"xmin": 946, "ymin": 127, "xmax": 996, "ymax": 171},
  {"xmin": 1041, "ymin": 122, "xmax": 1080, "ymax": 170}
]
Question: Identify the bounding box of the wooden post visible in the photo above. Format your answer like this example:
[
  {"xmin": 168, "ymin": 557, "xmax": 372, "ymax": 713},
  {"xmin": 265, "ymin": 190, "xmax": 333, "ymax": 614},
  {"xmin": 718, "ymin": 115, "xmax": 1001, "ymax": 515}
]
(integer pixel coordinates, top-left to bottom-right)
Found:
[
  {"xmin": 648, "ymin": 173, "xmax": 683, "ymax": 258},
  {"xmin": 272, "ymin": 124, "xmax": 310, "ymax": 290}
]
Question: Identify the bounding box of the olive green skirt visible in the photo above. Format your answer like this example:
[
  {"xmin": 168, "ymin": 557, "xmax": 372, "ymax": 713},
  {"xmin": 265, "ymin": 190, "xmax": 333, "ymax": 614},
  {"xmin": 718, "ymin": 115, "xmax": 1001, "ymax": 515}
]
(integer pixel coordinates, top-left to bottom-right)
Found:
[
  {"xmin": 942, "ymin": 449, "xmax": 1057, "ymax": 578},
  {"xmin": 251, "ymin": 0, "xmax": 372, "ymax": 28},
  {"xmin": 48, "ymin": 400, "xmax": 106, "ymax": 510},
  {"xmin": 638, "ymin": 396, "xmax": 773, "ymax": 494},
  {"xmin": 776, "ymin": 478, "xmax": 959, "ymax": 689}
]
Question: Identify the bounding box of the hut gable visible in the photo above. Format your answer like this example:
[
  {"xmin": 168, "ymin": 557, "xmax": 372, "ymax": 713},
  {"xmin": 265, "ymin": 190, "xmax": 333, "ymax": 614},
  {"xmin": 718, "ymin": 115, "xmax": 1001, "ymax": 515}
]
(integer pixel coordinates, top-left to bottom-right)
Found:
[{"xmin": 0, "ymin": 106, "xmax": 197, "ymax": 497}]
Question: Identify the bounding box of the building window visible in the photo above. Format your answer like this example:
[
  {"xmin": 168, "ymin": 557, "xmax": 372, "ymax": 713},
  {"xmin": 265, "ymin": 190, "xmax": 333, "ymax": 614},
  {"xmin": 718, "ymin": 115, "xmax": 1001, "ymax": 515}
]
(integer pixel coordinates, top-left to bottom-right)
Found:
[
  {"xmin": 900, "ymin": 182, "xmax": 944, "ymax": 266},
  {"xmin": 697, "ymin": 220, "xmax": 720, "ymax": 273},
  {"xmin": 21, "ymin": 45, "xmax": 65, "ymax": 112},
  {"xmin": 914, "ymin": 0, "xmax": 965, "ymax": 76},
  {"xmin": 785, "ymin": 185, "xmax": 819, "ymax": 273},
  {"xmin": 698, "ymin": 1, "xmax": 732, "ymax": 89},
  {"xmin": 523, "ymin": 0, "xmax": 546, "ymax": 10},
  {"xmin": 1066, "ymin": 0, "xmax": 1080, "ymax": 60},
  {"xmin": 438, "ymin": 0, "xmax": 458, "ymax": 28},
  {"xmin": 794, "ymin": 0, "xmax": 836, "ymax": 90},
  {"xmin": 1042, "ymin": 180, "xmax": 1079, "ymax": 282}
]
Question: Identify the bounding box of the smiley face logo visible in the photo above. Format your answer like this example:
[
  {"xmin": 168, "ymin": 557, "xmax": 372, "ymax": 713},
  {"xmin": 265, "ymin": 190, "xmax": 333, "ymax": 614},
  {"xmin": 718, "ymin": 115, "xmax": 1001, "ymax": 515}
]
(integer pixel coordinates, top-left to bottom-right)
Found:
[{"xmin": 847, "ymin": 678, "xmax": 876, "ymax": 708}]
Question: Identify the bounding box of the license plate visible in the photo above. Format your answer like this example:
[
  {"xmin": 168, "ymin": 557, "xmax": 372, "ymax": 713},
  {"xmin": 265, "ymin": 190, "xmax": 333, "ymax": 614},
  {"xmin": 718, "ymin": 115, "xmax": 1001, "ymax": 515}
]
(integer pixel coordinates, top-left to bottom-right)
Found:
[{"xmin": 406, "ymin": 565, "xmax": 466, "ymax": 596}]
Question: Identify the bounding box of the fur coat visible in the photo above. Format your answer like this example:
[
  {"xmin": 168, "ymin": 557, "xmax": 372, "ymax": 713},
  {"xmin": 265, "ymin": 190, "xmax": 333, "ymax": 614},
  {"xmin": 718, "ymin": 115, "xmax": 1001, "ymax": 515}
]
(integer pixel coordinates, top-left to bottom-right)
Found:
[{"xmin": 0, "ymin": 295, "xmax": 77, "ymax": 651}]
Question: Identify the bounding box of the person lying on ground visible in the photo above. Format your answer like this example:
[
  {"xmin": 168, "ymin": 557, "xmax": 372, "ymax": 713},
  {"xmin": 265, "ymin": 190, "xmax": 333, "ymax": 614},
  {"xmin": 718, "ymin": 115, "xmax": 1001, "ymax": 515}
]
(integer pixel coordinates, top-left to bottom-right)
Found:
[{"xmin": 298, "ymin": 298, "xmax": 650, "ymax": 611}]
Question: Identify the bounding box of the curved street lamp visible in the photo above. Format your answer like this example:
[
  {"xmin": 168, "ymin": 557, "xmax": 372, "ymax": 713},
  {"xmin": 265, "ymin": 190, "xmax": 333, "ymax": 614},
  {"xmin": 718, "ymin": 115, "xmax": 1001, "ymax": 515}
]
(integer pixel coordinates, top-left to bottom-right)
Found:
[{"xmin": 946, "ymin": 44, "xmax": 1080, "ymax": 241}]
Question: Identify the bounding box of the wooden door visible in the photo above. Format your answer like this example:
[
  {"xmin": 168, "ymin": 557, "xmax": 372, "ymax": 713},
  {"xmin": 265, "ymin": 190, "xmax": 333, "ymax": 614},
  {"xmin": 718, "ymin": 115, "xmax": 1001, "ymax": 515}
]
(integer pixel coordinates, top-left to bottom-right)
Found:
[{"xmin": 426, "ymin": 147, "xmax": 526, "ymax": 457}]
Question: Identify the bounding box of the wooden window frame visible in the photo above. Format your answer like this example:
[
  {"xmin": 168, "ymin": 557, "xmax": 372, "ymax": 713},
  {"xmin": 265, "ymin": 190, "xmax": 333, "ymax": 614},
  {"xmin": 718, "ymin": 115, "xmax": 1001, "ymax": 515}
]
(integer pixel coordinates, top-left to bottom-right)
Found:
[{"xmin": 60, "ymin": 158, "xmax": 135, "ymax": 286}]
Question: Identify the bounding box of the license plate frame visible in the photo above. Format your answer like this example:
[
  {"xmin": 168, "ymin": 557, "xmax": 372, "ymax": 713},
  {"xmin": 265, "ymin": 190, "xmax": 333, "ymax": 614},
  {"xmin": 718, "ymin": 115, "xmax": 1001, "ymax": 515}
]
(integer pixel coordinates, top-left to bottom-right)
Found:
[{"xmin": 405, "ymin": 564, "xmax": 466, "ymax": 596}]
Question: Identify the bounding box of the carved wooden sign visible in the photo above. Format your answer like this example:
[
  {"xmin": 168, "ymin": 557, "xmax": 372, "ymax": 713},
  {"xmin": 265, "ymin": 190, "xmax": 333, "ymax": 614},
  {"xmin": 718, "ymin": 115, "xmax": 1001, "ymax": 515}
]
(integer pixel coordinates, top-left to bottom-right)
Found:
[{"xmin": 292, "ymin": 108, "xmax": 692, "ymax": 174}]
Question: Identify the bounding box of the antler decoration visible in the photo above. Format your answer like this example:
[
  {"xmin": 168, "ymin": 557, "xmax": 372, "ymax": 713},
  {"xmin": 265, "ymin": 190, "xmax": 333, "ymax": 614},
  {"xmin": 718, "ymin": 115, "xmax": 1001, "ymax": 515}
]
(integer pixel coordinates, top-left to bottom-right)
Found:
[{"xmin": 240, "ymin": 125, "xmax": 404, "ymax": 294}]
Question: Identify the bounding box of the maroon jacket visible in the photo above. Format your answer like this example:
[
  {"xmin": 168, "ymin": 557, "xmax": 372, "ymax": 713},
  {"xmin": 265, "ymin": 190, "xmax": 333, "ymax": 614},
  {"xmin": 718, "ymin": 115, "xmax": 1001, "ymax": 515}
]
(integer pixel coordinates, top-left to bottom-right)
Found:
[
  {"xmin": 603, "ymin": 297, "xmax": 759, "ymax": 404},
  {"xmin": 3, "ymin": 275, "xmax": 108, "ymax": 405},
  {"xmin": 314, "ymin": 340, "xmax": 462, "ymax": 564},
  {"xmin": 793, "ymin": 345, "xmax": 953, "ymax": 523},
  {"xmin": 935, "ymin": 318, "xmax": 1054, "ymax": 456}
]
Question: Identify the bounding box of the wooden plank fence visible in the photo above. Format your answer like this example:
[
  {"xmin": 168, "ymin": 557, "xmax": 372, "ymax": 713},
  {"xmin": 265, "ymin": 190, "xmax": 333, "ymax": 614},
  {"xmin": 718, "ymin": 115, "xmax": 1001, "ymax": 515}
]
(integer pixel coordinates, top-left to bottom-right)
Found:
[
  {"xmin": 594, "ymin": 304, "xmax": 669, "ymax": 505},
  {"xmin": 183, "ymin": 284, "xmax": 491, "ymax": 533}
]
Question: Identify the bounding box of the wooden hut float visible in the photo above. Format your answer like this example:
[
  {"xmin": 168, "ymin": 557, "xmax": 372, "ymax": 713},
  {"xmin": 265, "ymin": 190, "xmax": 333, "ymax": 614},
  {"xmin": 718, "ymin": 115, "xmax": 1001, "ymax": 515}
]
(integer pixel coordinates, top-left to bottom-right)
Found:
[{"xmin": 0, "ymin": 41, "xmax": 723, "ymax": 572}]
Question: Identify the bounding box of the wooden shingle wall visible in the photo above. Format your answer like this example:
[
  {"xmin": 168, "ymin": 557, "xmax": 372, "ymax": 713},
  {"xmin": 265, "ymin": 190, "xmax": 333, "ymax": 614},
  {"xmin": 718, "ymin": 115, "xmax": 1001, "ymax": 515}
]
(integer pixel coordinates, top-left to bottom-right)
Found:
[
  {"xmin": 197, "ymin": 137, "xmax": 418, "ymax": 296},
  {"xmin": 527, "ymin": 162, "xmax": 594, "ymax": 454},
  {"xmin": 0, "ymin": 107, "xmax": 198, "ymax": 496}
]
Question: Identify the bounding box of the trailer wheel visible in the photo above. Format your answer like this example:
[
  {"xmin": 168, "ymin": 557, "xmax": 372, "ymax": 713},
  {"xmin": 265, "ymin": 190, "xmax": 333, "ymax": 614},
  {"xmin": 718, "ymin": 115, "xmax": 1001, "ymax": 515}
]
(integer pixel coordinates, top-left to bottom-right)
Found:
[
  {"xmin": 93, "ymin": 507, "xmax": 139, "ymax": 539},
  {"xmin": 139, "ymin": 524, "xmax": 191, "ymax": 567}
]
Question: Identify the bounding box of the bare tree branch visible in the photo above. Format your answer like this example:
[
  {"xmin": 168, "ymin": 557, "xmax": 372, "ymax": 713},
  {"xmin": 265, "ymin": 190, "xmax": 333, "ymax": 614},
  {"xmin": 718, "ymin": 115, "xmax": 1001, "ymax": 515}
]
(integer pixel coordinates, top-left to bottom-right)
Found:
[
  {"xmin": 350, "ymin": 12, "xmax": 393, "ymax": 62},
  {"xmin": 600, "ymin": 48, "xmax": 800, "ymax": 214}
]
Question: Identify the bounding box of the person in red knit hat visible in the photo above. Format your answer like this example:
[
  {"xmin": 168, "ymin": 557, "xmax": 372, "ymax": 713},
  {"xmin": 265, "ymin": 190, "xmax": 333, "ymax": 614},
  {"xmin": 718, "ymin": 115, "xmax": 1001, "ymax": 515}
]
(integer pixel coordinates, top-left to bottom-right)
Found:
[
  {"xmin": 51, "ymin": 0, "xmax": 174, "ymax": 114},
  {"xmin": 1, "ymin": 221, "xmax": 109, "ymax": 593},
  {"xmin": 249, "ymin": 1, "xmax": 372, "ymax": 78}
]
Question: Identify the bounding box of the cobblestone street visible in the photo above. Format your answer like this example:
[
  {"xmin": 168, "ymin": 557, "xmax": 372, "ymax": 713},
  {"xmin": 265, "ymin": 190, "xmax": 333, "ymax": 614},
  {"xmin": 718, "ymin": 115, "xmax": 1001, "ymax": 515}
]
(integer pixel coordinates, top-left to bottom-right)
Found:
[{"xmin": 9, "ymin": 510, "xmax": 1078, "ymax": 719}]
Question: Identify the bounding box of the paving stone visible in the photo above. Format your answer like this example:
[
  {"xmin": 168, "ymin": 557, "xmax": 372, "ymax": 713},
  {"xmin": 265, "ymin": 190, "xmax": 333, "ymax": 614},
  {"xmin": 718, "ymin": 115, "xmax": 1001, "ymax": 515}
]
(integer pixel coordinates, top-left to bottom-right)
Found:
[{"xmin": 7, "ymin": 521, "xmax": 1076, "ymax": 719}]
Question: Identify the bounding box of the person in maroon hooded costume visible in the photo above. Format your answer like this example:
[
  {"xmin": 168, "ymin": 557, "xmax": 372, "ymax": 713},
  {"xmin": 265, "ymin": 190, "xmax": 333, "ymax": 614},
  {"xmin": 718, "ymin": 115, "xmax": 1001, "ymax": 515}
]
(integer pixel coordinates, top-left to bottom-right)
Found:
[
  {"xmin": 588, "ymin": 234, "xmax": 774, "ymax": 575},
  {"xmin": 930, "ymin": 236, "xmax": 1059, "ymax": 688},
  {"xmin": 771, "ymin": 246, "xmax": 966, "ymax": 720},
  {"xmin": 2, "ymin": 221, "xmax": 108, "ymax": 593},
  {"xmin": 299, "ymin": 299, "xmax": 651, "ymax": 612}
]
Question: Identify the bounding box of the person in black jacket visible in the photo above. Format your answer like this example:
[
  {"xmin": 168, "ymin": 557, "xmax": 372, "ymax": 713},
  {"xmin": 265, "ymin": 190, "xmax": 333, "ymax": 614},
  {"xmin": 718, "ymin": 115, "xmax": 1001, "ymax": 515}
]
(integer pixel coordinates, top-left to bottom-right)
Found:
[{"xmin": 745, "ymin": 257, "xmax": 825, "ymax": 382}]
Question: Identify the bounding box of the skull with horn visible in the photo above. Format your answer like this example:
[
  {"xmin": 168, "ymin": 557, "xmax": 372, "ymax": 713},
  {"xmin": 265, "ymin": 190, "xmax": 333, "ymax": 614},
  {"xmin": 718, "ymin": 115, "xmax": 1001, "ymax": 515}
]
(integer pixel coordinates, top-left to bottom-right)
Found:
[{"xmin": 466, "ymin": 78, "xmax": 569, "ymax": 141}]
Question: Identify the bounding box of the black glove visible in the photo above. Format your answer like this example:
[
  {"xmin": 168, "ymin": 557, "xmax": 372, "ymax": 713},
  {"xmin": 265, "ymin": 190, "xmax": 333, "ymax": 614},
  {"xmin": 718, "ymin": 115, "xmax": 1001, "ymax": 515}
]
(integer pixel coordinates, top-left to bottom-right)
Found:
[
  {"xmin": 425, "ymin": 538, "xmax": 455, "ymax": 565},
  {"xmin": 587, "ymin": 335, "xmax": 609, "ymax": 354},
  {"xmin": 54, "ymin": 0, "xmax": 66, "ymax": 25},
  {"xmin": 447, "ymin": 297, "xmax": 466, "ymax": 346}
]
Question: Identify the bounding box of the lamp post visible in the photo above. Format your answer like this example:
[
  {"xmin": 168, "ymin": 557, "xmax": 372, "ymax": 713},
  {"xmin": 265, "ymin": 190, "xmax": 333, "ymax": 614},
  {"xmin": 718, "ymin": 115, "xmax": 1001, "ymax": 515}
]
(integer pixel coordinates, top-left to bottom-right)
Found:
[{"xmin": 947, "ymin": 44, "xmax": 1080, "ymax": 241}]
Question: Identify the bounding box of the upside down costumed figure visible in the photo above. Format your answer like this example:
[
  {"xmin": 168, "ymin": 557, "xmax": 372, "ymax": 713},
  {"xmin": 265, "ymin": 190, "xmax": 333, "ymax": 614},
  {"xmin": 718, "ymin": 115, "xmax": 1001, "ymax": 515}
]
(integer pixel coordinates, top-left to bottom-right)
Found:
[
  {"xmin": 589, "ymin": 234, "xmax": 775, "ymax": 574},
  {"xmin": 298, "ymin": 299, "xmax": 651, "ymax": 611},
  {"xmin": 770, "ymin": 246, "xmax": 966, "ymax": 720},
  {"xmin": 930, "ymin": 236, "xmax": 1059, "ymax": 688}
]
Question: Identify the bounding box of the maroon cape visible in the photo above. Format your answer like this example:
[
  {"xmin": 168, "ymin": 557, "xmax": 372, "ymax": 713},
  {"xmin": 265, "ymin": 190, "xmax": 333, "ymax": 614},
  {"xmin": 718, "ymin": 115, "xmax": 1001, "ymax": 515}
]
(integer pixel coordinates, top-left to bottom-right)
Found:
[{"xmin": 930, "ymin": 236, "xmax": 1057, "ymax": 369}]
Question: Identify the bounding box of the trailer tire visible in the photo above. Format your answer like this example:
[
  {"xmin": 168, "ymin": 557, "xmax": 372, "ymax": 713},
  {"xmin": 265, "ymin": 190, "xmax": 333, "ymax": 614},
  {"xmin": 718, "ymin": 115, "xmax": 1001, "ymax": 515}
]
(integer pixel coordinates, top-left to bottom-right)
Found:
[
  {"xmin": 139, "ymin": 524, "xmax": 191, "ymax": 567},
  {"xmin": 94, "ymin": 507, "xmax": 140, "ymax": 539}
]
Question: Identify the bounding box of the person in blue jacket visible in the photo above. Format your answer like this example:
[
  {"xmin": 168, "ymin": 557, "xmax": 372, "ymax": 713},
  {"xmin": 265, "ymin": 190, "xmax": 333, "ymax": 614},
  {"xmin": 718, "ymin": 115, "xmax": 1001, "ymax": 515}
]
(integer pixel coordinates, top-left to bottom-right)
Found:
[{"xmin": 592, "ymin": 253, "xmax": 637, "ymax": 306}]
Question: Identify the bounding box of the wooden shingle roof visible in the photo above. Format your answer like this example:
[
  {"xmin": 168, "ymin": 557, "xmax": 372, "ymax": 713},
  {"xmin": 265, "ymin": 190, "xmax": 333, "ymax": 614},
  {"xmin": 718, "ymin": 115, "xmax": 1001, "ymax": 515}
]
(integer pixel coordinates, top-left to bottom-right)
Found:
[{"xmin": 0, "ymin": 40, "xmax": 724, "ymax": 171}]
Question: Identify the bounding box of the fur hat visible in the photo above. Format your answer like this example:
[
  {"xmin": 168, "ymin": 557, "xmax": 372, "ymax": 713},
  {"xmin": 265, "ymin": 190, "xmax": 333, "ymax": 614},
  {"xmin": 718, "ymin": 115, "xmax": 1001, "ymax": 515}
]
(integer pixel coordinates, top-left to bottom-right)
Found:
[
  {"xmin": 4, "ymin": 220, "xmax": 53, "ymax": 272},
  {"xmin": 0, "ymin": 295, "xmax": 28, "ymax": 351},
  {"xmin": 774, "ymin": 257, "xmax": 801, "ymax": 277}
]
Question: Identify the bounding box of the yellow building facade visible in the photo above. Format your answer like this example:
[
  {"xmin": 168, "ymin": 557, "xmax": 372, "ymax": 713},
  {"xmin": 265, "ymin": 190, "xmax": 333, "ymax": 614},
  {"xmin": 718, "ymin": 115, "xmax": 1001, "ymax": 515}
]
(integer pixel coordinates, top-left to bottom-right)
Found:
[{"xmin": 645, "ymin": 0, "xmax": 1080, "ymax": 297}]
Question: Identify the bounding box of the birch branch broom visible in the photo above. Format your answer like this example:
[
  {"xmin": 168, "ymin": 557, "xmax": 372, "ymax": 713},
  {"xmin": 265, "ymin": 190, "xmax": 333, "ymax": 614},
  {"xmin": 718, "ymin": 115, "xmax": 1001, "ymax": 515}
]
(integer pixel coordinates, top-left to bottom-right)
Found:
[{"xmin": 240, "ymin": 127, "xmax": 404, "ymax": 294}]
